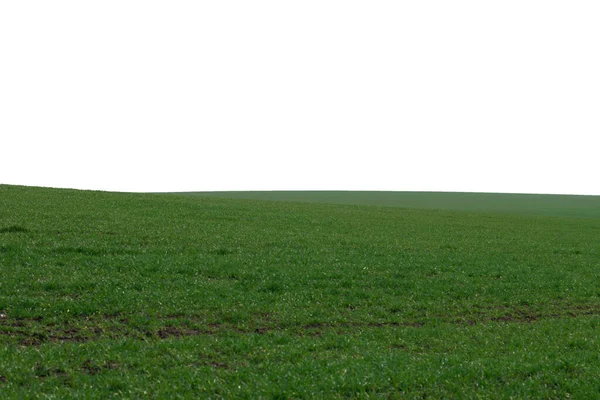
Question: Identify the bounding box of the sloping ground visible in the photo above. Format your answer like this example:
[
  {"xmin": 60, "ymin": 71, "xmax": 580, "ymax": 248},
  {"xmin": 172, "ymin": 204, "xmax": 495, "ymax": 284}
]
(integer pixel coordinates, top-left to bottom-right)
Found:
[
  {"xmin": 174, "ymin": 190, "xmax": 600, "ymax": 218},
  {"xmin": 1, "ymin": 184, "xmax": 600, "ymax": 398}
]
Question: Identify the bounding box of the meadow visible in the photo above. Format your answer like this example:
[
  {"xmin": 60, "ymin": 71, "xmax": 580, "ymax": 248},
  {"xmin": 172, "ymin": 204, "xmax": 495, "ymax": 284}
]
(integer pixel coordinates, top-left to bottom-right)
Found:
[
  {"xmin": 1, "ymin": 184, "xmax": 599, "ymax": 398},
  {"xmin": 178, "ymin": 190, "xmax": 600, "ymax": 218}
]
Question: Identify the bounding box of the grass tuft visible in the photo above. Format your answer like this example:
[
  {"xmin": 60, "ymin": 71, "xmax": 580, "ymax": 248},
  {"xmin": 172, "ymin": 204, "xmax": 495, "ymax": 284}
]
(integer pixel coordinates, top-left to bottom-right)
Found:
[{"xmin": 0, "ymin": 225, "xmax": 29, "ymax": 234}]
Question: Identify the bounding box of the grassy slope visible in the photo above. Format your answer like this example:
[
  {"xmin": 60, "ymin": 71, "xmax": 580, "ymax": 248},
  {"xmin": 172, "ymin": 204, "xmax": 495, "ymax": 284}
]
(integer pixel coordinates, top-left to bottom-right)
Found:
[
  {"xmin": 1, "ymin": 184, "xmax": 600, "ymax": 398},
  {"xmin": 177, "ymin": 190, "xmax": 600, "ymax": 218}
]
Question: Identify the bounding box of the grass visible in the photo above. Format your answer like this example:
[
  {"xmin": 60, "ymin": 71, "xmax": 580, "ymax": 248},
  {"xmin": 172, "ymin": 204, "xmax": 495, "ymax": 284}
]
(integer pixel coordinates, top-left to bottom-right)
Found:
[
  {"xmin": 177, "ymin": 190, "xmax": 600, "ymax": 218},
  {"xmin": 1, "ymin": 184, "xmax": 600, "ymax": 398}
]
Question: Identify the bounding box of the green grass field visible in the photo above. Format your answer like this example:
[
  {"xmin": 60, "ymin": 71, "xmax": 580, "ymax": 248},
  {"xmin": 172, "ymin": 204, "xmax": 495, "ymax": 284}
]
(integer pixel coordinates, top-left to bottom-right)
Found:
[
  {"xmin": 177, "ymin": 190, "xmax": 600, "ymax": 218},
  {"xmin": 1, "ymin": 184, "xmax": 600, "ymax": 398}
]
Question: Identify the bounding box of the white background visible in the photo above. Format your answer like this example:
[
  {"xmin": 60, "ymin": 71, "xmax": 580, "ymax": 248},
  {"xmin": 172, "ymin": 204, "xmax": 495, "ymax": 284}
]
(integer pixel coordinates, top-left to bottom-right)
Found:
[{"xmin": 1, "ymin": 1, "xmax": 599, "ymax": 194}]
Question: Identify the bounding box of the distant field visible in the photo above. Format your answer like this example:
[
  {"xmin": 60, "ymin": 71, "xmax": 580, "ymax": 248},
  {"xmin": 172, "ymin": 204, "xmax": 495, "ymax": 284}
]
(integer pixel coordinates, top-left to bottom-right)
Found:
[
  {"xmin": 176, "ymin": 190, "xmax": 600, "ymax": 218},
  {"xmin": 1, "ymin": 184, "xmax": 600, "ymax": 398}
]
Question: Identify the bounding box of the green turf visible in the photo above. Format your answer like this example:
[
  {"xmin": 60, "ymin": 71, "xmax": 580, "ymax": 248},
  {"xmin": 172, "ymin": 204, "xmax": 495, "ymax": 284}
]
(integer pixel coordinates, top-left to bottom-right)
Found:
[
  {"xmin": 1, "ymin": 184, "xmax": 600, "ymax": 398},
  {"xmin": 176, "ymin": 190, "xmax": 600, "ymax": 218}
]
